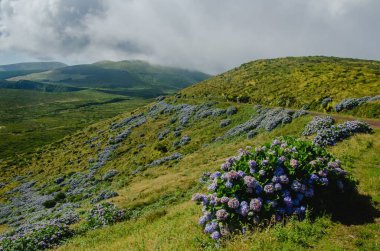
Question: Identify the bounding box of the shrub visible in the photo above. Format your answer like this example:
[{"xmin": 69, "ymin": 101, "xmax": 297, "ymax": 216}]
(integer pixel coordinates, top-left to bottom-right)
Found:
[
  {"xmin": 303, "ymin": 116, "xmax": 335, "ymax": 136},
  {"xmin": 85, "ymin": 202, "xmax": 127, "ymax": 229},
  {"xmin": 0, "ymin": 223, "xmax": 73, "ymax": 251},
  {"xmin": 42, "ymin": 199, "xmax": 56, "ymax": 209},
  {"xmin": 313, "ymin": 121, "xmax": 373, "ymax": 146},
  {"xmin": 192, "ymin": 137, "xmax": 355, "ymax": 241}
]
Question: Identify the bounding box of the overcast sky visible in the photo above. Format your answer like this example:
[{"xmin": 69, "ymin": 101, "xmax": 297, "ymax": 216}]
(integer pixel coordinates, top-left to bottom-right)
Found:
[{"xmin": 0, "ymin": 0, "xmax": 379, "ymax": 74}]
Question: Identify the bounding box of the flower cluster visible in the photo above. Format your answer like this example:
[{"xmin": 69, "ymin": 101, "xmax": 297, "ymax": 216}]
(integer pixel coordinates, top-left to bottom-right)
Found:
[
  {"xmin": 192, "ymin": 137, "xmax": 354, "ymax": 241},
  {"xmin": 303, "ymin": 116, "xmax": 335, "ymax": 136},
  {"xmin": 304, "ymin": 118, "xmax": 373, "ymax": 146},
  {"xmin": 335, "ymin": 95, "xmax": 380, "ymax": 112},
  {"xmin": 85, "ymin": 202, "xmax": 127, "ymax": 229},
  {"xmin": 0, "ymin": 223, "xmax": 73, "ymax": 251}
]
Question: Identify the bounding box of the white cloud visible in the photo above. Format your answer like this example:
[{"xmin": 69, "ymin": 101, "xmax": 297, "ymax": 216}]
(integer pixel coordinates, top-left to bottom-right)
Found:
[{"xmin": 0, "ymin": 0, "xmax": 379, "ymax": 74}]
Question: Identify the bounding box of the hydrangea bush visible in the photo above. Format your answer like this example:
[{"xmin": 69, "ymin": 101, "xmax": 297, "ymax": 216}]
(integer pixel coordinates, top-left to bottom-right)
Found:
[
  {"xmin": 85, "ymin": 202, "xmax": 127, "ymax": 229},
  {"xmin": 303, "ymin": 117, "xmax": 373, "ymax": 146},
  {"xmin": 192, "ymin": 137, "xmax": 355, "ymax": 241},
  {"xmin": 0, "ymin": 223, "xmax": 73, "ymax": 251}
]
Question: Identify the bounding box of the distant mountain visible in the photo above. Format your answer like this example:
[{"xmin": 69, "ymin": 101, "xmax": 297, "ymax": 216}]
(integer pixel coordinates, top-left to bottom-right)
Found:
[
  {"xmin": 0, "ymin": 62, "xmax": 67, "ymax": 80},
  {"xmin": 0, "ymin": 62, "xmax": 67, "ymax": 71},
  {"xmin": 10, "ymin": 60, "xmax": 211, "ymax": 91}
]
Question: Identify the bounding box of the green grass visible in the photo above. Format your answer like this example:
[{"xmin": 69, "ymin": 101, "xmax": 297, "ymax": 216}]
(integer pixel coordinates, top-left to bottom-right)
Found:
[
  {"xmin": 0, "ymin": 89, "xmax": 150, "ymax": 159},
  {"xmin": 182, "ymin": 56, "xmax": 380, "ymax": 118}
]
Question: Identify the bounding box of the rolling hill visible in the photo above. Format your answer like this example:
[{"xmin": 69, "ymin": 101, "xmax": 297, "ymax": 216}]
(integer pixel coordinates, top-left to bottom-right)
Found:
[
  {"xmin": 0, "ymin": 56, "xmax": 379, "ymax": 251},
  {"xmin": 10, "ymin": 60, "xmax": 210, "ymax": 91}
]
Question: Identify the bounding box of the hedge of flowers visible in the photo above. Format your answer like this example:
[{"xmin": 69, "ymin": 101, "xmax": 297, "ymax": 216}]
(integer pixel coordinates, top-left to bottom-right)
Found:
[
  {"xmin": 192, "ymin": 137, "xmax": 355, "ymax": 241},
  {"xmin": 85, "ymin": 202, "xmax": 127, "ymax": 229},
  {"xmin": 0, "ymin": 223, "xmax": 73, "ymax": 251},
  {"xmin": 303, "ymin": 117, "xmax": 373, "ymax": 146}
]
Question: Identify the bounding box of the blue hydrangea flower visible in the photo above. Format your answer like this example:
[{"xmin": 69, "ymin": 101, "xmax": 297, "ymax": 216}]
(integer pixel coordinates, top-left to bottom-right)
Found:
[
  {"xmin": 204, "ymin": 221, "xmax": 218, "ymax": 233},
  {"xmin": 225, "ymin": 180, "xmax": 233, "ymax": 188},
  {"xmin": 320, "ymin": 178, "xmax": 329, "ymax": 186},
  {"xmin": 278, "ymin": 156, "xmax": 286, "ymax": 164},
  {"xmin": 272, "ymin": 176, "xmax": 280, "ymax": 183},
  {"xmin": 283, "ymin": 196, "xmax": 292, "ymax": 207}
]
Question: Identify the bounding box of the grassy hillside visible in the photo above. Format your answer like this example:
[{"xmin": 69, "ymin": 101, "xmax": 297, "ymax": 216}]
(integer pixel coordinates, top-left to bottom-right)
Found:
[
  {"xmin": 10, "ymin": 60, "xmax": 210, "ymax": 91},
  {"xmin": 0, "ymin": 56, "xmax": 379, "ymax": 251},
  {"xmin": 182, "ymin": 56, "xmax": 380, "ymax": 118}
]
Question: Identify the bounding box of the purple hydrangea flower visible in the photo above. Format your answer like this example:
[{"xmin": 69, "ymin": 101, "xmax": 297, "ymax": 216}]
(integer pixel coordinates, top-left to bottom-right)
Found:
[
  {"xmin": 261, "ymin": 160, "xmax": 269, "ymax": 166},
  {"xmin": 309, "ymin": 174, "xmax": 319, "ymax": 183},
  {"xmin": 210, "ymin": 171, "xmax": 222, "ymax": 180},
  {"xmin": 259, "ymin": 170, "xmax": 266, "ymax": 176},
  {"xmin": 244, "ymin": 176, "xmax": 257, "ymax": 188},
  {"xmin": 228, "ymin": 198, "xmax": 240, "ymax": 209},
  {"xmin": 278, "ymin": 156, "xmax": 286, "ymax": 164},
  {"xmin": 272, "ymin": 139, "xmax": 281, "ymax": 146},
  {"xmin": 280, "ymin": 143, "xmax": 287, "ymax": 148},
  {"xmin": 216, "ymin": 209, "xmax": 229, "ymax": 221},
  {"xmin": 320, "ymin": 177, "xmax": 329, "ymax": 186},
  {"xmin": 237, "ymin": 170, "xmax": 246, "ymax": 178},
  {"xmin": 204, "ymin": 221, "xmax": 218, "ymax": 233},
  {"xmin": 250, "ymin": 198, "xmax": 262, "ymax": 212},
  {"xmin": 290, "ymin": 159, "xmax": 299, "ymax": 168},
  {"xmin": 207, "ymin": 182, "xmax": 217, "ymax": 191},
  {"xmin": 220, "ymin": 197, "xmax": 230, "ymax": 204},
  {"xmin": 264, "ymin": 183, "xmax": 275, "ymax": 194},
  {"xmin": 225, "ymin": 180, "xmax": 233, "ymax": 188},
  {"xmin": 283, "ymin": 196, "xmax": 292, "ymax": 207},
  {"xmin": 274, "ymin": 183, "xmax": 282, "ymax": 191},
  {"xmin": 279, "ymin": 175, "xmax": 289, "ymax": 184},
  {"xmin": 291, "ymin": 180, "xmax": 302, "ymax": 192},
  {"xmin": 211, "ymin": 231, "xmax": 221, "ymax": 240},
  {"xmin": 328, "ymin": 161, "xmax": 340, "ymax": 169},
  {"xmin": 272, "ymin": 176, "xmax": 280, "ymax": 183},
  {"xmin": 238, "ymin": 201, "xmax": 249, "ymax": 216}
]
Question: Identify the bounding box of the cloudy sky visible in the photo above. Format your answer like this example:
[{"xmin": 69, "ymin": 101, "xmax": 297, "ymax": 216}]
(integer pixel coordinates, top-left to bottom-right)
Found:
[{"xmin": 0, "ymin": 0, "xmax": 379, "ymax": 74}]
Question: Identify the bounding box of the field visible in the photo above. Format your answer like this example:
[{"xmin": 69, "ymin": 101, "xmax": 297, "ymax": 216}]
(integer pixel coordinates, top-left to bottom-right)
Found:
[{"xmin": 0, "ymin": 89, "xmax": 150, "ymax": 159}]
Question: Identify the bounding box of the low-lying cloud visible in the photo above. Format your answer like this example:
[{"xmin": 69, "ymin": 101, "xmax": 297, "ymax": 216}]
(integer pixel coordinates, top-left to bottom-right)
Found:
[{"xmin": 0, "ymin": 0, "xmax": 379, "ymax": 74}]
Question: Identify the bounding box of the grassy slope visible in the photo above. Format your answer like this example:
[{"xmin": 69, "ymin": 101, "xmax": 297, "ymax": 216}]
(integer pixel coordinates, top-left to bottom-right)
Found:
[
  {"xmin": 182, "ymin": 56, "xmax": 380, "ymax": 117},
  {"xmin": 1, "ymin": 56, "xmax": 379, "ymax": 250}
]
